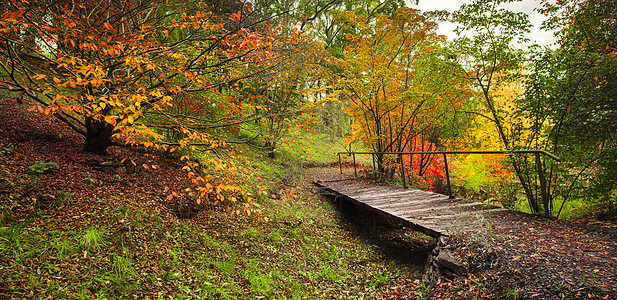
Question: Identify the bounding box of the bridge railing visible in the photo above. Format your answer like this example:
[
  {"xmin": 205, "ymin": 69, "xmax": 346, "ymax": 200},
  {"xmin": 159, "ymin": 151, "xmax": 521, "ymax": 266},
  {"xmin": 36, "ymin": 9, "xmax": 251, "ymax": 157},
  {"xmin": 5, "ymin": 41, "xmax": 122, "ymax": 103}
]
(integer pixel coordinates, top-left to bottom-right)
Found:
[{"xmin": 337, "ymin": 150, "xmax": 561, "ymax": 199}]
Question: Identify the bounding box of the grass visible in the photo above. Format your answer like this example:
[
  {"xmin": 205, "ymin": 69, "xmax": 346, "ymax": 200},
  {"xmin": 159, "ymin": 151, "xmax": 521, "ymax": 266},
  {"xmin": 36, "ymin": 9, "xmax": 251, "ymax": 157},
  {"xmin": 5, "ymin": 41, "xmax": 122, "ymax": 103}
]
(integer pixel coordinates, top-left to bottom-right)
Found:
[
  {"xmin": 272, "ymin": 130, "xmax": 374, "ymax": 168},
  {"xmin": 81, "ymin": 226, "xmax": 109, "ymax": 251},
  {"xmin": 414, "ymin": 280, "xmax": 433, "ymax": 299},
  {"xmin": 513, "ymin": 196, "xmax": 597, "ymax": 220},
  {"xmin": 234, "ymin": 125, "xmax": 347, "ymax": 167},
  {"xmin": 450, "ymin": 155, "xmax": 501, "ymax": 193},
  {"xmin": 553, "ymin": 197, "xmax": 596, "ymax": 219},
  {"xmin": 0, "ymin": 187, "xmax": 425, "ymax": 299}
]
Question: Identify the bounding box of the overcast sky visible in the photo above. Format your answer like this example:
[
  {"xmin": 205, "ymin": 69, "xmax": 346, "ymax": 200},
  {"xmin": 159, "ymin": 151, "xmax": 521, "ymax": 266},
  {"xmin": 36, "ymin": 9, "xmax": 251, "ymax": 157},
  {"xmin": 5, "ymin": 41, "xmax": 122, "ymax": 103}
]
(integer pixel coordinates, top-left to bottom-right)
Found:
[{"xmin": 409, "ymin": 0, "xmax": 558, "ymax": 47}]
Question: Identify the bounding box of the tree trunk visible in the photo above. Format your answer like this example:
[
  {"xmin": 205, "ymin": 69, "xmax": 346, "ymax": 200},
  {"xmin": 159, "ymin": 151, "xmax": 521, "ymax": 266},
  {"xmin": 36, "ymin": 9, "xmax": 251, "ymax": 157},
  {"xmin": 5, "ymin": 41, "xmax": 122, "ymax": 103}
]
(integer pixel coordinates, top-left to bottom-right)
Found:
[{"xmin": 84, "ymin": 116, "xmax": 115, "ymax": 155}]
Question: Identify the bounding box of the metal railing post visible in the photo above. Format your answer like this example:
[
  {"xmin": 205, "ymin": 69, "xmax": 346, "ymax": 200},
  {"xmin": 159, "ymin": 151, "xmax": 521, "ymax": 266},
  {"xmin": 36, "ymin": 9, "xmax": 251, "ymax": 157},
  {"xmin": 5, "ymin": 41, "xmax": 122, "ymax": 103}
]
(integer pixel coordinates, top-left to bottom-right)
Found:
[
  {"xmin": 371, "ymin": 153, "xmax": 376, "ymax": 179},
  {"xmin": 443, "ymin": 153, "xmax": 453, "ymax": 199},
  {"xmin": 535, "ymin": 152, "xmax": 549, "ymax": 216},
  {"xmin": 338, "ymin": 153, "xmax": 342, "ymax": 174},
  {"xmin": 400, "ymin": 153, "xmax": 407, "ymax": 188}
]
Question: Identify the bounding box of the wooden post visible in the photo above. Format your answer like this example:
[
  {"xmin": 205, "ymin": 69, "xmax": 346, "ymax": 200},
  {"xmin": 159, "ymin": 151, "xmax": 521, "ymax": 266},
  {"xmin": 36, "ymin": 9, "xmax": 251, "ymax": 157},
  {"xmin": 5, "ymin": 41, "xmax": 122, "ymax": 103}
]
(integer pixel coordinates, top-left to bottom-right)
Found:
[
  {"xmin": 443, "ymin": 153, "xmax": 453, "ymax": 199},
  {"xmin": 536, "ymin": 152, "xmax": 549, "ymax": 217},
  {"xmin": 353, "ymin": 153, "xmax": 357, "ymax": 178},
  {"xmin": 338, "ymin": 153, "xmax": 342, "ymax": 174}
]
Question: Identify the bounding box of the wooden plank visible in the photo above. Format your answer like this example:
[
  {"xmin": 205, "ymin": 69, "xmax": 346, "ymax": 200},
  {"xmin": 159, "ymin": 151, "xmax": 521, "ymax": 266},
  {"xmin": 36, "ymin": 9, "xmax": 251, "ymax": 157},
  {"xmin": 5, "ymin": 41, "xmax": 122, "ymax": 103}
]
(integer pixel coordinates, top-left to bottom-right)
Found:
[
  {"xmin": 351, "ymin": 190, "xmax": 419, "ymax": 200},
  {"xmin": 361, "ymin": 192, "xmax": 449, "ymax": 204},
  {"xmin": 409, "ymin": 209, "xmax": 506, "ymax": 222},
  {"xmin": 385, "ymin": 206, "xmax": 453, "ymax": 217},
  {"xmin": 373, "ymin": 200, "xmax": 455, "ymax": 213}
]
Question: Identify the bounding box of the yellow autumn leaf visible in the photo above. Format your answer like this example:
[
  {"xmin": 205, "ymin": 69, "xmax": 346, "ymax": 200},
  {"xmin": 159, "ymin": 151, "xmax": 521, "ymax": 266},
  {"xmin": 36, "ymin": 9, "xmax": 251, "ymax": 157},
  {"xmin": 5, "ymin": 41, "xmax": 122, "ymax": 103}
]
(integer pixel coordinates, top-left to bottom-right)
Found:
[
  {"xmin": 150, "ymin": 90, "xmax": 162, "ymax": 97},
  {"xmin": 104, "ymin": 116, "xmax": 116, "ymax": 126}
]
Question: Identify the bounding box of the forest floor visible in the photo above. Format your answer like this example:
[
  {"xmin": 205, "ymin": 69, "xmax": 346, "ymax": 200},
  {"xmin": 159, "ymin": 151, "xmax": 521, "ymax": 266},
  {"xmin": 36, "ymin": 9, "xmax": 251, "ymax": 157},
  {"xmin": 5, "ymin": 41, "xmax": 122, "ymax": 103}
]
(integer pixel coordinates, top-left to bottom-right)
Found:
[
  {"xmin": 435, "ymin": 205, "xmax": 617, "ymax": 299},
  {"xmin": 1, "ymin": 96, "xmax": 616, "ymax": 299}
]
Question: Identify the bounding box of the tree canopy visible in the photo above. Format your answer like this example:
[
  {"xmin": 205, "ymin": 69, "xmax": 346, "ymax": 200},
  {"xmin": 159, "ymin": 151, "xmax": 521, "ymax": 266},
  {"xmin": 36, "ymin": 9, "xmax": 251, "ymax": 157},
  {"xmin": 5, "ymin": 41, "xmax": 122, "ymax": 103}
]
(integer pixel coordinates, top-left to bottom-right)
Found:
[
  {"xmin": 0, "ymin": 0, "xmax": 292, "ymax": 154},
  {"xmin": 331, "ymin": 7, "xmax": 469, "ymax": 181}
]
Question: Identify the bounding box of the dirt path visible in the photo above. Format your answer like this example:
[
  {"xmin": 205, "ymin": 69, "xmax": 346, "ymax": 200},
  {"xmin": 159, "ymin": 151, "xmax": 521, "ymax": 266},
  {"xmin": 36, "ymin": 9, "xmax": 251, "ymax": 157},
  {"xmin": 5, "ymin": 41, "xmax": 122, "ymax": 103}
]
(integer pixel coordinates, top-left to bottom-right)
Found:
[{"xmin": 442, "ymin": 211, "xmax": 617, "ymax": 299}]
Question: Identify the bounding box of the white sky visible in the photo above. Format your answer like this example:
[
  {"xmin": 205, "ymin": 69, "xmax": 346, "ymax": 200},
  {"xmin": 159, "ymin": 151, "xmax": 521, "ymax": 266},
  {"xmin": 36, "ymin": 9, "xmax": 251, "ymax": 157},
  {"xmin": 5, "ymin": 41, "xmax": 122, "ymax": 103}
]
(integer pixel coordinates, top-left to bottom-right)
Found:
[{"xmin": 409, "ymin": 0, "xmax": 558, "ymax": 47}]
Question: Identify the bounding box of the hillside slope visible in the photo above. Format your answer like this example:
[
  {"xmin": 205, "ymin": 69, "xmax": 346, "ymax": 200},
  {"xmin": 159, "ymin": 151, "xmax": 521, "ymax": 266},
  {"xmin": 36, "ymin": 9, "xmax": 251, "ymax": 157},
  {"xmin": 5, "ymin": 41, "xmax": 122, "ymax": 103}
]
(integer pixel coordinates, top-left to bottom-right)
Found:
[{"xmin": 0, "ymin": 96, "xmax": 433, "ymax": 298}]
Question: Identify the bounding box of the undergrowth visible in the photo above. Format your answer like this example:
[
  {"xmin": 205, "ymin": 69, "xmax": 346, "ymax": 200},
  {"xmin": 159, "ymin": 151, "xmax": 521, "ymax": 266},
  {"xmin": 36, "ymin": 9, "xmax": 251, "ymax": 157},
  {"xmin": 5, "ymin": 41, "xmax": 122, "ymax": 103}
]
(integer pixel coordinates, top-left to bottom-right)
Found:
[{"xmin": 0, "ymin": 134, "xmax": 426, "ymax": 298}]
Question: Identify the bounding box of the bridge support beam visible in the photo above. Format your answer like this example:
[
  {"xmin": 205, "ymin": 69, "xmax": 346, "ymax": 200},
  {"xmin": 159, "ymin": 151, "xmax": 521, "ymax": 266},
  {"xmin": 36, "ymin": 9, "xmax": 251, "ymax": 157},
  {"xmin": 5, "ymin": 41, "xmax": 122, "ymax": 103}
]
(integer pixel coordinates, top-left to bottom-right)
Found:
[{"xmin": 423, "ymin": 236, "xmax": 465, "ymax": 284}]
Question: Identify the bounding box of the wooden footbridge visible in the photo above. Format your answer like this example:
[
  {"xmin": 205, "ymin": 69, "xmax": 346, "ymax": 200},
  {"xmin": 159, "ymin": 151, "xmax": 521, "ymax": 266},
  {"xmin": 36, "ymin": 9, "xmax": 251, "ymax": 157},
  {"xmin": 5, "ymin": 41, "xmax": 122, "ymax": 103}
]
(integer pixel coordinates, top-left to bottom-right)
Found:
[
  {"xmin": 314, "ymin": 178, "xmax": 507, "ymax": 237},
  {"xmin": 314, "ymin": 150, "xmax": 561, "ymax": 238}
]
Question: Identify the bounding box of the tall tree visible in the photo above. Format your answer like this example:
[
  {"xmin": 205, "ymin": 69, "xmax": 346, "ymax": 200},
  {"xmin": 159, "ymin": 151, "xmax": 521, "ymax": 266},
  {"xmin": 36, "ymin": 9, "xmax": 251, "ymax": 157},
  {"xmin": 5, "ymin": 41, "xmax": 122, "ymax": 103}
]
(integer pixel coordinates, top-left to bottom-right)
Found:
[
  {"xmin": 0, "ymin": 0, "xmax": 303, "ymax": 212},
  {"xmin": 239, "ymin": 29, "xmax": 329, "ymax": 158},
  {"xmin": 248, "ymin": 0, "xmax": 407, "ymax": 144}
]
